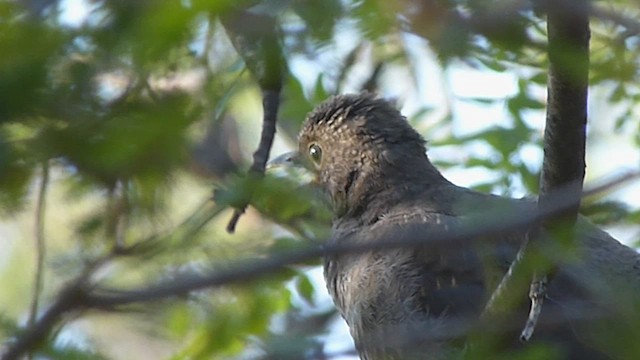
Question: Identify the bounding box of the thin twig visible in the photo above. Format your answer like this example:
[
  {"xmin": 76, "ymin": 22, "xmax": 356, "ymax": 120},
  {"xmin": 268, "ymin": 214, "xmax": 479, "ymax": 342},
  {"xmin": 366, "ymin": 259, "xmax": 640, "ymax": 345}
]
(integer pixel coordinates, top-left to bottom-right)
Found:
[
  {"xmin": 520, "ymin": 273, "xmax": 547, "ymax": 341},
  {"xmin": 221, "ymin": 8, "xmax": 284, "ymax": 232},
  {"xmin": 114, "ymin": 181, "xmax": 128, "ymax": 251},
  {"xmin": 3, "ymin": 199, "xmax": 222, "ymax": 359},
  {"xmin": 105, "ymin": 180, "xmax": 130, "ymax": 253},
  {"xmin": 26, "ymin": 162, "xmax": 49, "ymax": 360},
  {"xmin": 2, "ymin": 255, "xmax": 110, "ymax": 360},
  {"xmin": 482, "ymin": 232, "xmax": 531, "ymax": 317},
  {"xmin": 226, "ymin": 89, "xmax": 281, "ymax": 232}
]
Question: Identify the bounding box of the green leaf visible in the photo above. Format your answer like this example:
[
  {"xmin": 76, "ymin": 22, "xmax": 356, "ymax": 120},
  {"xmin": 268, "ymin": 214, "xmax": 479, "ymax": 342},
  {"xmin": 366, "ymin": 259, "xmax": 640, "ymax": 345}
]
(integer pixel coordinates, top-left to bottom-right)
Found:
[
  {"xmin": 581, "ymin": 200, "xmax": 631, "ymax": 226},
  {"xmin": 295, "ymin": 274, "xmax": 315, "ymax": 305},
  {"xmin": 293, "ymin": 0, "xmax": 343, "ymax": 43}
]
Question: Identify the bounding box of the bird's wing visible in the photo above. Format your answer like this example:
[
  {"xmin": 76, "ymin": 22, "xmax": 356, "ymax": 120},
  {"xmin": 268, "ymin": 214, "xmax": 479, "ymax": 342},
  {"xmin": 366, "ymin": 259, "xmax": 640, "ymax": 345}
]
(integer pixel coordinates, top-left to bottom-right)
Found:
[
  {"xmin": 364, "ymin": 209, "xmax": 504, "ymax": 317},
  {"xmin": 362, "ymin": 206, "xmax": 640, "ymax": 318},
  {"xmin": 553, "ymin": 218, "xmax": 640, "ymax": 303}
]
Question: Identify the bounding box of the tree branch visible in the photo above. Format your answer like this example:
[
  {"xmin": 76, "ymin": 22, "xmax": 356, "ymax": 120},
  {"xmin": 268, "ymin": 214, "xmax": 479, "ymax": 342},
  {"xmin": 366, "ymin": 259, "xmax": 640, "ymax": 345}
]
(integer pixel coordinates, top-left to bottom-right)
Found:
[
  {"xmin": 27, "ymin": 162, "xmax": 49, "ymax": 360},
  {"xmin": 221, "ymin": 10, "xmax": 285, "ymax": 232},
  {"xmin": 2, "ymin": 256, "xmax": 110, "ymax": 360},
  {"xmin": 483, "ymin": 0, "xmax": 591, "ymax": 341},
  {"xmin": 226, "ymin": 89, "xmax": 281, "ymax": 232},
  {"xmin": 523, "ymin": 0, "xmax": 590, "ymax": 341}
]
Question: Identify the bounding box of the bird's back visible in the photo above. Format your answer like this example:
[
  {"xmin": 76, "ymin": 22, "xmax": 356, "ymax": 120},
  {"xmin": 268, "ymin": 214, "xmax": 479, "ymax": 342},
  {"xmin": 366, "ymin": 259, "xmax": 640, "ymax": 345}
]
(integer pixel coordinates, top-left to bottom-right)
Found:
[{"xmin": 324, "ymin": 184, "xmax": 640, "ymax": 359}]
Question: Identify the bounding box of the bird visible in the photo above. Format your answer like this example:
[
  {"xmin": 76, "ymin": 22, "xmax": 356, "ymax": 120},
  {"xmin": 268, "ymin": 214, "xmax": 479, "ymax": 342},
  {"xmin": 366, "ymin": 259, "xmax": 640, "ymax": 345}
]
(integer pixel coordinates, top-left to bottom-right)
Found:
[{"xmin": 270, "ymin": 93, "xmax": 640, "ymax": 359}]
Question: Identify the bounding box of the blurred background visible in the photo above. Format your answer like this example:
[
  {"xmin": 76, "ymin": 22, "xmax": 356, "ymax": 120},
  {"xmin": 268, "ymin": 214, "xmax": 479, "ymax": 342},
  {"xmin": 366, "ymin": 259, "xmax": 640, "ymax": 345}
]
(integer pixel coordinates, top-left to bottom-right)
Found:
[{"xmin": 0, "ymin": 0, "xmax": 639, "ymax": 359}]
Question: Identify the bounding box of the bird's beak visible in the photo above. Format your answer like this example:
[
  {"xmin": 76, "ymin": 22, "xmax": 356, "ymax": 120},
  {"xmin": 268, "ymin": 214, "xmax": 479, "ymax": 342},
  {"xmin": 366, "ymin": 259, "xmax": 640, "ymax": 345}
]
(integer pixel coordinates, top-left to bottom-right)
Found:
[{"xmin": 267, "ymin": 151, "xmax": 302, "ymax": 170}]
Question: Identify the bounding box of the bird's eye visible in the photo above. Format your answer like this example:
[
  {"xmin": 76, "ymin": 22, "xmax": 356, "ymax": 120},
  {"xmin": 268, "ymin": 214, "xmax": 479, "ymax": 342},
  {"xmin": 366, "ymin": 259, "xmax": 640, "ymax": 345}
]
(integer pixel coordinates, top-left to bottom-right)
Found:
[{"xmin": 308, "ymin": 143, "xmax": 323, "ymax": 166}]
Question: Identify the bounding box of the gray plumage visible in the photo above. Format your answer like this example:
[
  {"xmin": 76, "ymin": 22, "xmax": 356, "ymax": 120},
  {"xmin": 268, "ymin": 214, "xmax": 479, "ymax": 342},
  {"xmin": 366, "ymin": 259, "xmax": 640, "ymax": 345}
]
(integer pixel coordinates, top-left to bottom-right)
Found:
[{"xmin": 290, "ymin": 93, "xmax": 640, "ymax": 359}]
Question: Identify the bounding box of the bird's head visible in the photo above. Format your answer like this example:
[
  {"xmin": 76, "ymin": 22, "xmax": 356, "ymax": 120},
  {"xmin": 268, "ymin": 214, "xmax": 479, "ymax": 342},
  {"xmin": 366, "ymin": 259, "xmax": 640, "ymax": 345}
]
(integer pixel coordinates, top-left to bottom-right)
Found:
[{"xmin": 271, "ymin": 93, "xmax": 445, "ymax": 220}]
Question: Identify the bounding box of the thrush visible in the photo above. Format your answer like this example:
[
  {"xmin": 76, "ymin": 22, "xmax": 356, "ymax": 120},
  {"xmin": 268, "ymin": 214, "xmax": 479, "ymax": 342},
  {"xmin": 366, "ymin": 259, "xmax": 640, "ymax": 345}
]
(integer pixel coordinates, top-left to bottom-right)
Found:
[{"xmin": 271, "ymin": 93, "xmax": 640, "ymax": 359}]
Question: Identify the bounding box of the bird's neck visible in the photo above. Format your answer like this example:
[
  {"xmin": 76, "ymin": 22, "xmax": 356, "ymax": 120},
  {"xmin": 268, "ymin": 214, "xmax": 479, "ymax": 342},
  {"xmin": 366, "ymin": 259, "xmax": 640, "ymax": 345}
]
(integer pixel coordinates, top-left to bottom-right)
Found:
[{"xmin": 335, "ymin": 159, "xmax": 451, "ymax": 226}]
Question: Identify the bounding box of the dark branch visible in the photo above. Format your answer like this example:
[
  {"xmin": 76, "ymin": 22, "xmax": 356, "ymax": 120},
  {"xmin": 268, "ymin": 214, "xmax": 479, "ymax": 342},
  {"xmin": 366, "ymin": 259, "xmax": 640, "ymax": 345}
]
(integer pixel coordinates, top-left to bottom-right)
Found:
[
  {"xmin": 27, "ymin": 162, "xmax": 49, "ymax": 360},
  {"xmin": 519, "ymin": 0, "xmax": 590, "ymax": 341},
  {"xmin": 540, "ymin": 0, "xmax": 589, "ymax": 208},
  {"xmin": 226, "ymin": 89, "xmax": 281, "ymax": 232},
  {"xmin": 221, "ymin": 10, "xmax": 285, "ymax": 232}
]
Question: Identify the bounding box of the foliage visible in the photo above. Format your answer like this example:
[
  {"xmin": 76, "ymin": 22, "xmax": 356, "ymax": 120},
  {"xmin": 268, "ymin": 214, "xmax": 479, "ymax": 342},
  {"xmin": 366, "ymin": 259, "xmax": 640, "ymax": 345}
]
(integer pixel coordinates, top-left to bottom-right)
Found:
[{"xmin": 0, "ymin": 0, "xmax": 638, "ymax": 359}]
